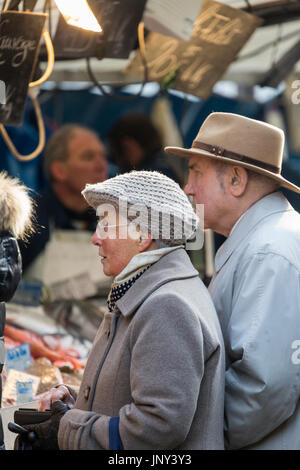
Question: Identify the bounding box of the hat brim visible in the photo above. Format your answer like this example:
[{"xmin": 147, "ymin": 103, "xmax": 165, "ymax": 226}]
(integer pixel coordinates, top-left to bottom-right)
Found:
[{"xmin": 165, "ymin": 146, "xmax": 300, "ymax": 194}]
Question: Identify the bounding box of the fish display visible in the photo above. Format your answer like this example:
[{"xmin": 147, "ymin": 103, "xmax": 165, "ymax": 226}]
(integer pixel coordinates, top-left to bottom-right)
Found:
[{"xmin": 4, "ymin": 324, "xmax": 84, "ymax": 371}]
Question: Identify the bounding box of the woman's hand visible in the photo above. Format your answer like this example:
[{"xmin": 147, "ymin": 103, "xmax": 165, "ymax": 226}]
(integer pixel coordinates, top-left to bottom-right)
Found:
[
  {"xmin": 24, "ymin": 401, "xmax": 70, "ymax": 450},
  {"xmin": 38, "ymin": 385, "xmax": 76, "ymax": 411}
]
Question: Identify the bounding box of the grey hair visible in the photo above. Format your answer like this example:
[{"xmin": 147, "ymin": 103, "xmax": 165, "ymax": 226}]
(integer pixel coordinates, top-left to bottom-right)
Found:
[
  {"xmin": 214, "ymin": 160, "xmax": 280, "ymax": 191},
  {"xmin": 246, "ymin": 169, "xmax": 280, "ymax": 190},
  {"xmin": 43, "ymin": 124, "xmax": 99, "ymax": 183},
  {"xmin": 154, "ymin": 239, "xmax": 178, "ymax": 248}
]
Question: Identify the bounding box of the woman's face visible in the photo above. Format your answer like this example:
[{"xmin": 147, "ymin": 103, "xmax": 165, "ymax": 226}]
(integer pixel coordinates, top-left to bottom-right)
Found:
[{"xmin": 92, "ymin": 207, "xmax": 141, "ymax": 277}]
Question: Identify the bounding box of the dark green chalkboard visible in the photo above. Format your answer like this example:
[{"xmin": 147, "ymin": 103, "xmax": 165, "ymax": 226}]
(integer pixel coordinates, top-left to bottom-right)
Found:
[{"xmin": 0, "ymin": 11, "xmax": 46, "ymax": 126}]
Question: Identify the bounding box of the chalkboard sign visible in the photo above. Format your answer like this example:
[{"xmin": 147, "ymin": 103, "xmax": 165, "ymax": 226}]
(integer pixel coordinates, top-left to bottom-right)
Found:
[
  {"xmin": 0, "ymin": 11, "xmax": 46, "ymax": 126},
  {"xmin": 52, "ymin": 0, "xmax": 147, "ymax": 60},
  {"xmin": 125, "ymin": 0, "xmax": 263, "ymax": 99}
]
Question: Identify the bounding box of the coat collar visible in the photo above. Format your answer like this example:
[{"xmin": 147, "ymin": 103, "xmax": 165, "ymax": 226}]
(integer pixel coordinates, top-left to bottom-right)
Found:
[
  {"xmin": 214, "ymin": 191, "xmax": 293, "ymax": 273},
  {"xmin": 115, "ymin": 248, "xmax": 198, "ymax": 317}
]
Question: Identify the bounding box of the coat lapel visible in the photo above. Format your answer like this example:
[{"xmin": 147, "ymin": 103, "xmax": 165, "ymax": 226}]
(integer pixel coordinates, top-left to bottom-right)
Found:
[{"xmin": 116, "ymin": 248, "xmax": 198, "ymax": 317}]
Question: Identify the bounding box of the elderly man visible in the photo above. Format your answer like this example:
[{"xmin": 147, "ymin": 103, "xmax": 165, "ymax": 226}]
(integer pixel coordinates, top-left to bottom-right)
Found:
[
  {"xmin": 166, "ymin": 112, "xmax": 300, "ymax": 450},
  {"xmin": 19, "ymin": 124, "xmax": 108, "ymax": 274}
]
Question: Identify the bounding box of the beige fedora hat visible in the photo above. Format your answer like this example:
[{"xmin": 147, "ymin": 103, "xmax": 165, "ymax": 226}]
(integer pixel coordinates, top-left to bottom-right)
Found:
[{"xmin": 165, "ymin": 112, "xmax": 300, "ymax": 193}]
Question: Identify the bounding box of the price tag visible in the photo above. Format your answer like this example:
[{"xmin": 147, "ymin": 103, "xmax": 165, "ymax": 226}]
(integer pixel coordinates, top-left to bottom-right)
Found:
[
  {"xmin": 16, "ymin": 380, "xmax": 33, "ymax": 404},
  {"xmin": 6, "ymin": 343, "xmax": 32, "ymax": 372},
  {"xmin": 2, "ymin": 369, "xmax": 40, "ymax": 406}
]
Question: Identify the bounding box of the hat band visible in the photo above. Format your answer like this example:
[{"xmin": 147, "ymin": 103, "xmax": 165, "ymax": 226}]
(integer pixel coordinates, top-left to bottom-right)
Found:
[{"xmin": 192, "ymin": 140, "xmax": 281, "ymax": 174}]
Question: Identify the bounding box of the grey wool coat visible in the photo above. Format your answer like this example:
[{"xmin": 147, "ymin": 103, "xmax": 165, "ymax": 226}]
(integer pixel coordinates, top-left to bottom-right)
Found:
[{"xmin": 58, "ymin": 248, "xmax": 225, "ymax": 450}]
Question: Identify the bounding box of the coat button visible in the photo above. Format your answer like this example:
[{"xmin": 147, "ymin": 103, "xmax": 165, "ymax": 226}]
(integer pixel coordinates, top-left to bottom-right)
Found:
[{"xmin": 84, "ymin": 386, "xmax": 91, "ymax": 400}]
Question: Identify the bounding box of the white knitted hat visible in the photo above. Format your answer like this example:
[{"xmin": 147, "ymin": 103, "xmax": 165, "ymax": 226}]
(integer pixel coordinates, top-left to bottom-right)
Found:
[{"xmin": 82, "ymin": 170, "xmax": 198, "ymax": 244}]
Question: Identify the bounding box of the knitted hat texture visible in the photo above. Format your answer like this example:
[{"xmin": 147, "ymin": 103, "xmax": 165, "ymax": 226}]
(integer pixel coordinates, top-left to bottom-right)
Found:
[{"xmin": 82, "ymin": 170, "xmax": 198, "ymax": 243}]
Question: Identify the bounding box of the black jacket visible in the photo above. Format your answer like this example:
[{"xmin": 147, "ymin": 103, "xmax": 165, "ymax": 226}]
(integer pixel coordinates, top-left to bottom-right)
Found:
[
  {"xmin": 0, "ymin": 232, "xmax": 22, "ymax": 370},
  {"xmin": 0, "ymin": 232, "xmax": 22, "ymax": 449},
  {"xmin": 0, "ymin": 171, "xmax": 33, "ymax": 449},
  {"xmin": 0, "ymin": 231, "xmax": 22, "ymax": 370}
]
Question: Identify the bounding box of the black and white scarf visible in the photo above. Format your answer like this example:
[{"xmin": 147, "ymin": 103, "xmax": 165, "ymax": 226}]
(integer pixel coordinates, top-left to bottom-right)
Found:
[
  {"xmin": 107, "ymin": 245, "xmax": 183, "ymax": 313},
  {"xmin": 107, "ymin": 266, "xmax": 150, "ymax": 312}
]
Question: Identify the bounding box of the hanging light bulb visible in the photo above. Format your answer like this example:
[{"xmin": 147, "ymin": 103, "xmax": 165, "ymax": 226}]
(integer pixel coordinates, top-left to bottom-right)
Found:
[{"xmin": 54, "ymin": 0, "xmax": 102, "ymax": 33}]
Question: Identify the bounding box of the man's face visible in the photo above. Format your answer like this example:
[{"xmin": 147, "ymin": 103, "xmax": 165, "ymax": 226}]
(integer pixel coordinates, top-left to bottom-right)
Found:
[
  {"xmin": 184, "ymin": 155, "xmax": 227, "ymax": 232},
  {"xmin": 62, "ymin": 130, "xmax": 108, "ymax": 193}
]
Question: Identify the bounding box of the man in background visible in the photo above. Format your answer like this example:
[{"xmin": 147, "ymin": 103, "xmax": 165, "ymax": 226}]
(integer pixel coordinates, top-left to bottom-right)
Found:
[
  {"xmin": 19, "ymin": 124, "xmax": 108, "ymax": 274},
  {"xmin": 107, "ymin": 112, "xmax": 182, "ymax": 185}
]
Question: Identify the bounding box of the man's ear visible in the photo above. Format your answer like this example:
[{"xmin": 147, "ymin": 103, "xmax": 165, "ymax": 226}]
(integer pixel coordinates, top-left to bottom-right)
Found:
[
  {"xmin": 227, "ymin": 166, "xmax": 248, "ymax": 197},
  {"xmin": 50, "ymin": 161, "xmax": 67, "ymax": 183}
]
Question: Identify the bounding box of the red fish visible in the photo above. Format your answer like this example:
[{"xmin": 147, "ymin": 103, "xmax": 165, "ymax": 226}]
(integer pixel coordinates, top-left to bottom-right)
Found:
[{"xmin": 4, "ymin": 324, "xmax": 83, "ymax": 370}]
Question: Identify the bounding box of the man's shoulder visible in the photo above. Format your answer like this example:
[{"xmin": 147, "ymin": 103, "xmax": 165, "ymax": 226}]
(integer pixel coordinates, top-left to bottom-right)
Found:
[
  {"xmin": 241, "ymin": 208, "xmax": 300, "ymax": 267},
  {"xmin": 254, "ymin": 204, "xmax": 300, "ymax": 231},
  {"xmin": 249, "ymin": 206, "xmax": 300, "ymax": 239}
]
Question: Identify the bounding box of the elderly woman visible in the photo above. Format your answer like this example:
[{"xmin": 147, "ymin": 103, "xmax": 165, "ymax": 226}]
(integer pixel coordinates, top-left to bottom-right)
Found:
[{"xmin": 25, "ymin": 170, "xmax": 225, "ymax": 450}]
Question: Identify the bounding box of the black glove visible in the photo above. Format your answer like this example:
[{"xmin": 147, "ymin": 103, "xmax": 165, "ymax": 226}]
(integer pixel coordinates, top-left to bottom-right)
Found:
[{"xmin": 23, "ymin": 401, "xmax": 69, "ymax": 450}]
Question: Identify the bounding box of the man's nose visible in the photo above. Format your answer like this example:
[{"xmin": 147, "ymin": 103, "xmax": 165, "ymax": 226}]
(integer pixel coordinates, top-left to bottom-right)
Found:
[
  {"xmin": 96, "ymin": 158, "xmax": 108, "ymax": 178},
  {"xmin": 184, "ymin": 180, "xmax": 193, "ymax": 195}
]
